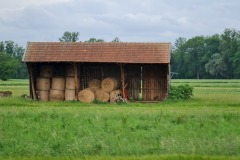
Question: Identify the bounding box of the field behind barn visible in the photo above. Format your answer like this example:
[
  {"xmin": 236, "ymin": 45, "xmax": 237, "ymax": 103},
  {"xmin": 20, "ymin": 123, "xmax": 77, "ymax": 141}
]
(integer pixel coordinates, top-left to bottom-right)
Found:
[{"xmin": 0, "ymin": 79, "xmax": 240, "ymax": 160}]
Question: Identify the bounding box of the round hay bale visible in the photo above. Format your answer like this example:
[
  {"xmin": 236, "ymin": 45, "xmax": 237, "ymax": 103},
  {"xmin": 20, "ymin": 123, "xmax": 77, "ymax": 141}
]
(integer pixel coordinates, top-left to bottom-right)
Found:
[
  {"xmin": 65, "ymin": 77, "xmax": 79, "ymax": 90},
  {"xmin": 40, "ymin": 65, "xmax": 53, "ymax": 78},
  {"xmin": 78, "ymin": 89, "xmax": 95, "ymax": 103},
  {"xmin": 95, "ymin": 88, "xmax": 110, "ymax": 102},
  {"xmin": 101, "ymin": 77, "xmax": 119, "ymax": 93},
  {"xmin": 65, "ymin": 89, "xmax": 75, "ymax": 101},
  {"xmin": 52, "ymin": 77, "xmax": 65, "ymax": 90},
  {"xmin": 110, "ymin": 89, "xmax": 122, "ymax": 103},
  {"xmin": 85, "ymin": 87, "xmax": 97, "ymax": 94},
  {"xmin": 88, "ymin": 79, "xmax": 101, "ymax": 89},
  {"xmin": 49, "ymin": 89, "xmax": 64, "ymax": 101},
  {"xmin": 36, "ymin": 77, "xmax": 50, "ymax": 90},
  {"xmin": 37, "ymin": 90, "xmax": 49, "ymax": 101},
  {"xmin": 66, "ymin": 65, "xmax": 74, "ymax": 77}
]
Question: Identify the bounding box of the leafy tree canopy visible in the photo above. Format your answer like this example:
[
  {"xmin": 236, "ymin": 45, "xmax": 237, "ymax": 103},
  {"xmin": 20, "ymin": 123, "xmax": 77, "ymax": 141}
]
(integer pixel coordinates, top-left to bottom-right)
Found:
[
  {"xmin": 0, "ymin": 52, "xmax": 20, "ymax": 80},
  {"xmin": 112, "ymin": 37, "xmax": 121, "ymax": 42},
  {"xmin": 85, "ymin": 38, "xmax": 104, "ymax": 42},
  {"xmin": 171, "ymin": 28, "xmax": 240, "ymax": 79},
  {"xmin": 205, "ymin": 53, "xmax": 227, "ymax": 77},
  {"xmin": 59, "ymin": 31, "xmax": 79, "ymax": 42},
  {"xmin": 0, "ymin": 41, "xmax": 27, "ymax": 80}
]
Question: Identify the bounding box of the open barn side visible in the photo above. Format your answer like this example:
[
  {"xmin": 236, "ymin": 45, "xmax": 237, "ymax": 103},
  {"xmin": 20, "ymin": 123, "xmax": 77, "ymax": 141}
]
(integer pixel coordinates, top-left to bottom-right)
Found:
[{"xmin": 26, "ymin": 62, "xmax": 169, "ymax": 101}]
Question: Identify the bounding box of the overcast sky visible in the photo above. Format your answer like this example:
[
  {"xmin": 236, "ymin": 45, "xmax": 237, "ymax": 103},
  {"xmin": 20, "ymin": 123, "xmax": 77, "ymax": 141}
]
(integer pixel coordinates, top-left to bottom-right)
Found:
[{"xmin": 0, "ymin": 0, "xmax": 240, "ymax": 47}]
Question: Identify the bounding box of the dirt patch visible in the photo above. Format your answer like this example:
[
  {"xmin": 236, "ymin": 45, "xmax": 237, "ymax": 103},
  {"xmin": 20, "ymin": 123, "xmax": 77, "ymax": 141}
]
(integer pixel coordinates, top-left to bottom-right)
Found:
[{"xmin": 0, "ymin": 91, "xmax": 12, "ymax": 97}]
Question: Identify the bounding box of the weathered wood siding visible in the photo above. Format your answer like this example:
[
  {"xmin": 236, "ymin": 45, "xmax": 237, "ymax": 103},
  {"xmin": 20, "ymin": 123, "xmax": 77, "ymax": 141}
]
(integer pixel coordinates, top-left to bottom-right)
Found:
[
  {"xmin": 125, "ymin": 64, "xmax": 141, "ymax": 100},
  {"xmin": 142, "ymin": 64, "xmax": 168, "ymax": 101}
]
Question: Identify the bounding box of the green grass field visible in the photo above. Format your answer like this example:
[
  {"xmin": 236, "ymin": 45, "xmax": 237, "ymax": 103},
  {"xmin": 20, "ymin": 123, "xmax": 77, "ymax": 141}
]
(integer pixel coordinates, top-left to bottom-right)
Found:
[{"xmin": 0, "ymin": 79, "xmax": 240, "ymax": 160}]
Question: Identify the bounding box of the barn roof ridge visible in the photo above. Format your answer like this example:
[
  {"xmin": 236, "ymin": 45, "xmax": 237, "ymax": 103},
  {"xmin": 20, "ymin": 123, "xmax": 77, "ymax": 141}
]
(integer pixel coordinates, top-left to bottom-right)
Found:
[{"xmin": 27, "ymin": 41, "xmax": 170, "ymax": 44}]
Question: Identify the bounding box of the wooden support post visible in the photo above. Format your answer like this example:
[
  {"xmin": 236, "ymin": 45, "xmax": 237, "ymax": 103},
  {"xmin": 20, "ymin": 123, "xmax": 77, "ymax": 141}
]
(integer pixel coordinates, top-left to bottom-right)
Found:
[
  {"xmin": 27, "ymin": 63, "xmax": 37, "ymax": 100},
  {"xmin": 120, "ymin": 64, "xmax": 126, "ymax": 99},
  {"xmin": 74, "ymin": 63, "xmax": 78, "ymax": 100}
]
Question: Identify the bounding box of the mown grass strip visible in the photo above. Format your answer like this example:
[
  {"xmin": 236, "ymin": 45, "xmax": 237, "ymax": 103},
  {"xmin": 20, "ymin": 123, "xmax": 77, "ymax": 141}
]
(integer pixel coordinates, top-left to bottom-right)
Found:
[{"xmin": 171, "ymin": 79, "xmax": 240, "ymax": 83}]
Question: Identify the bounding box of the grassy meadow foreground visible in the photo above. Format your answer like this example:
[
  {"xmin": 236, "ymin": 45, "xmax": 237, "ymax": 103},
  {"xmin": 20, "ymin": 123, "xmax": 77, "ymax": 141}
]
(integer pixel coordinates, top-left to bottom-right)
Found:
[{"xmin": 0, "ymin": 79, "xmax": 240, "ymax": 160}]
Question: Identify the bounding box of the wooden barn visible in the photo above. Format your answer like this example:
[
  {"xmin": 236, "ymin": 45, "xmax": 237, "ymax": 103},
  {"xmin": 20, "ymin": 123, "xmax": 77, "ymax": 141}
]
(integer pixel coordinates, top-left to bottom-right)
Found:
[{"xmin": 22, "ymin": 42, "xmax": 171, "ymax": 102}]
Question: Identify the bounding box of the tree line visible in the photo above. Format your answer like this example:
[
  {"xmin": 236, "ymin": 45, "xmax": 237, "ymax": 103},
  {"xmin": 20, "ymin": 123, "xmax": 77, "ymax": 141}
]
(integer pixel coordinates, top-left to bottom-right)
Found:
[
  {"xmin": 171, "ymin": 28, "xmax": 240, "ymax": 79},
  {"xmin": 0, "ymin": 32, "xmax": 121, "ymax": 80},
  {"xmin": 0, "ymin": 41, "xmax": 28, "ymax": 80},
  {"xmin": 1, "ymin": 29, "xmax": 240, "ymax": 80},
  {"xmin": 59, "ymin": 31, "xmax": 121, "ymax": 42}
]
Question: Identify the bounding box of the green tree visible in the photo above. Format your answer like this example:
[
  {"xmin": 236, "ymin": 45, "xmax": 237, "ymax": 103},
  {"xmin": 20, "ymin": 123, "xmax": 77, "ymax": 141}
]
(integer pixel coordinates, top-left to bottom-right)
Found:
[
  {"xmin": 112, "ymin": 37, "xmax": 121, "ymax": 42},
  {"xmin": 205, "ymin": 53, "xmax": 227, "ymax": 78},
  {"xmin": 205, "ymin": 34, "xmax": 221, "ymax": 55},
  {"xmin": 0, "ymin": 41, "xmax": 28, "ymax": 79},
  {"xmin": 171, "ymin": 28, "xmax": 240, "ymax": 79},
  {"xmin": 173, "ymin": 37, "xmax": 186, "ymax": 50},
  {"xmin": 0, "ymin": 41, "xmax": 4, "ymax": 52},
  {"xmin": 233, "ymin": 51, "xmax": 240, "ymax": 78},
  {"xmin": 0, "ymin": 52, "xmax": 20, "ymax": 80},
  {"xmin": 13, "ymin": 44, "xmax": 27, "ymax": 78},
  {"xmin": 220, "ymin": 28, "xmax": 240, "ymax": 78},
  {"xmin": 59, "ymin": 31, "xmax": 79, "ymax": 42},
  {"xmin": 171, "ymin": 37, "xmax": 187, "ymax": 78},
  {"xmin": 172, "ymin": 36, "xmax": 206, "ymax": 79},
  {"xmin": 186, "ymin": 36, "xmax": 206, "ymax": 79},
  {"xmin": 201, "ymin": 34, "xmax": 221, "ymax": 78},
  {"xmin": 5, "ymin": 40, "xmax": 14, "ymax": 56},
  {"xmin": 85, "ymin": 38, "xmax": 104, "ymax": 42},
  {"xmin": 14, "ymin": 44, "xmax": 24, "ymax": 58}
]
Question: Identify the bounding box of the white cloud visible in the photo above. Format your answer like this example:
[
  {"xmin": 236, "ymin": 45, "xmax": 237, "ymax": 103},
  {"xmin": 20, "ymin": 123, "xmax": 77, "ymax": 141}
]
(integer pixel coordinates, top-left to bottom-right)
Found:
[
  {"xmin": 0, "ymin": 0, "xmax": 72, "ymax": 19},
  {"xmin": 0, "ymin": 0, "xmax": 240, "ymax": 46},
  {"xmin": 1, "ymin": 0, "xmax": 72, "ymax": 8}
]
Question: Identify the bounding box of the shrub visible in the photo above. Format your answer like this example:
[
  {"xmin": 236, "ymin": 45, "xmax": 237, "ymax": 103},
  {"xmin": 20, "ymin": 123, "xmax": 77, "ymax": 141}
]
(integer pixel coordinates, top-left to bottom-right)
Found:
[{"xmin": 170, "ymin": 84, "xmax": 193, "ymax": 100}]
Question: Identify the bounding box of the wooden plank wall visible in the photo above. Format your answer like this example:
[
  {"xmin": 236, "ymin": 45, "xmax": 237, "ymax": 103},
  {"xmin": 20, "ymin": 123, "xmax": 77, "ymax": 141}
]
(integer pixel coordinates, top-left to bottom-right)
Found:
[
  {"xmin": 125, "ymin": 64, "xmax": 141, "ymax": 100},
  {"xmin": 52, "ymin": 63, "xmax": 67, "ymax": 77},
  {"xmin": 142, "ymin": 64, "xmax": 168, "ymax": 101}
]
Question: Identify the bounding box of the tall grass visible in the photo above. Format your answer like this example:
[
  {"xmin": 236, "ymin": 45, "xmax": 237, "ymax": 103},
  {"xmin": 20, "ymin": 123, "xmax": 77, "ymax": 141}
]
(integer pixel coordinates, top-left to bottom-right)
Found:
[
  {"xmin": 1, "ymin": 79, "xmax": 240, "ymax": 159},
  {"xmin": 1, "ymin": 106, "xmax": 240, "ymax": 157}
]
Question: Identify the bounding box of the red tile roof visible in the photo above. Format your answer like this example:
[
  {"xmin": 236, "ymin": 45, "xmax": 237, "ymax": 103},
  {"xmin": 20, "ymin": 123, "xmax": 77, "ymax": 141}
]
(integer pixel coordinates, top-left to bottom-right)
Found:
[{"xmin": 23, "ymin": 42, "xmax": 171, "ymax": 63}]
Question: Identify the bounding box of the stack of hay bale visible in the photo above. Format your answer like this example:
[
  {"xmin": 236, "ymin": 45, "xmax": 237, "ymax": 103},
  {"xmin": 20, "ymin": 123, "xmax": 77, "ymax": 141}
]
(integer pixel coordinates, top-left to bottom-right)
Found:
[
  {"xmin": 49, "ymin": 65, "xmax": 82, "ymax": 101},
  {"xmin": 50, "ymin": 76, "xmax": 65, "ymax": 101},
  {"xmin": 78, "ymin": 77, "xmax": 122, "ymax": 103},
  {"xmin": 78, "ymin": 79, "xmax": 100, "ymax": 103},
  {"xmin": 65, "ymin": 65, "xmax": 79, "ymax": 101},
  {"xmin": 36, "ymin": 65, "xmax": 122, "ymax": 103},
  {"xmin": 36, "ymin": 64, "xmax": 81, "ymax": 102},
  {"xmin": 97, "ymin": 77, "xmax": 120, "ymax": 103},
  {"xmin": 36, "ymin": 65, "xmax": 52, "ymax": 101}
]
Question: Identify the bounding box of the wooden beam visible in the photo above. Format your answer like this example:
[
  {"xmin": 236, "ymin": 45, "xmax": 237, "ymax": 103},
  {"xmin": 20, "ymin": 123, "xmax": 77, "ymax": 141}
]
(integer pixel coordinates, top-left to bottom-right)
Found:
[
  {"xmin": 73, "ymin": 63, "xmax": 78, "ymax": 100},
  {"xmin": 26, "ymin": 63, "xmax": 32, "ymax": 98},
  {"xmin": 27, "ymin": 63, "xmax": 37, "ymax": 100},
  {"xmin": 119, "ymin": 64, "xmax": 126, "ymax": 99}
]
